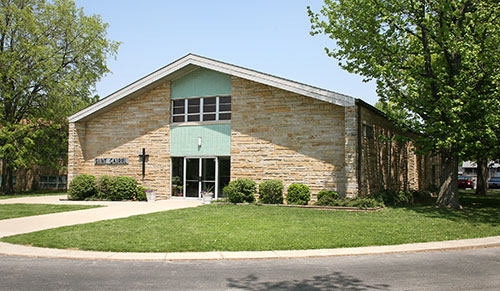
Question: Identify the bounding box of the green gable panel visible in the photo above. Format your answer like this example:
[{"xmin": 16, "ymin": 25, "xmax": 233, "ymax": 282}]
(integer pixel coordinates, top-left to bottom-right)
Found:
[
  {"xmin": 171, "ymin": 68, "xmax": 231, "ymax": 99},
  {"xmin": 170, "ymin": 124, "xmax": 231, "ymax": 156}
]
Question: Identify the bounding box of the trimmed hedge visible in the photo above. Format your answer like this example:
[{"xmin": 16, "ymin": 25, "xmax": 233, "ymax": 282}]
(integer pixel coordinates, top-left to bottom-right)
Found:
[
  {"xmin": 107, "ymin": 176, "xmax": 137, "ymax": 201},
  {"xmin": 68, "ymin": 174, "xmax": 96, "ymax": 200},
  {"xmin": 223, "ymin": 178, "xmax": 256, "ymax": 203},
  {"xmin": 286, "ymin": 183, "xmax": 310, "ymax": 205},
  {"xmin": 259, "ymin": 180, "xmax": 284, "ymax": 204},
  {"xmin": 96, "ymin": 175, "xmax": 112, "ymax": 199},
  {"xmin": 136, "ymin": 186, "xmax": 147, "ymax": 201},
  {"xmin": 69, "ymin": 174, "xmax": 148, "ymax": 201},
  {"xmin": 373, "ymin": 189, "xmax": 433, "ymax": 206},
  {"xmin": 316, "ymin": 196, "xmax": 383, "ymax": 208},
  {"xmin": 317, "ymin": 190, "xmax": 339, "ymax": 201}
]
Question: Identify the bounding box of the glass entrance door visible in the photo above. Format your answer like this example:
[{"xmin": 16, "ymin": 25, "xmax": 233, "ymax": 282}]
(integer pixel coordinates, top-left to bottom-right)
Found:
[
  {"xmin": 201, "ymin": 158, "xmax": 216, "ymax": 197},
  {"xmin": 185, "ymin": 158, "xmax": 200, "ymax": 198},
  {"xmin": 172, "ymin": 156, "xmax": 230, "ymax": 199},
  {"xmin": 184, "ymin": 157, "xmax": 217, "ymax": 198}
]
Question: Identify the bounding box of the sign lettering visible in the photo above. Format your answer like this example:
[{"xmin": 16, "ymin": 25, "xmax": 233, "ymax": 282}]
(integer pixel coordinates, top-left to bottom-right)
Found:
[{"xmin": 95, "ymin": 158, "xmax": 129, "ymax": 165}]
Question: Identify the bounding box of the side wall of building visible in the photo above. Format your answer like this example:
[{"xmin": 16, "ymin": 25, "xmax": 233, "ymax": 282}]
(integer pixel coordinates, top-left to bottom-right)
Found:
[
  {"xmin": 68, "ymin": 82, "xmax": 172, "ymax": 198},
  {"xmin": 358, "ymin": 103, "xmax": 439, "ymax": 195}
]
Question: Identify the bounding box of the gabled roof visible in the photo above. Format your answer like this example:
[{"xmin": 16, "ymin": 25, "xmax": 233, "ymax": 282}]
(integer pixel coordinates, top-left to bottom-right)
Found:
[{"xmin": 68, "ymin": 54, "xmax": 355, "ymax": 122}]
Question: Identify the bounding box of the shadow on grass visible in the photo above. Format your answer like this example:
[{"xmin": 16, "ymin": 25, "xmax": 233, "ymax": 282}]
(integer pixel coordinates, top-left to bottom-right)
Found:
[
  {"xmin": 395, "ymin": 192, "xmax": 500, "ymax": 226},
  {"xmin": 226, "ymin": 272, "xmax": 390, "ymax": 291}
]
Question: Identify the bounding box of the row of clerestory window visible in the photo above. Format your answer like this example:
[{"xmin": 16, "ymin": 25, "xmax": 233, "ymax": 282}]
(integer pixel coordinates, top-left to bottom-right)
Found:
[{"xmin": 172, "ymin": 96, "xmax": 231, "ymax": 123}]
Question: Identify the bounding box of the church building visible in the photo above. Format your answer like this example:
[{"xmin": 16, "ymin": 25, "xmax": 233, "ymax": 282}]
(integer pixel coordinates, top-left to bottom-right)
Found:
[{"xmin": 68, "ymin": 54, "xmax": 437, "ymax": 200}]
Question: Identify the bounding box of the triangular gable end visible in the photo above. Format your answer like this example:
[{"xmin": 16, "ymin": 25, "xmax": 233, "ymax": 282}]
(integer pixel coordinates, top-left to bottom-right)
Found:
[{"xmin": 68, "ymin": 54, "xmax": 355, "ymax": 122}]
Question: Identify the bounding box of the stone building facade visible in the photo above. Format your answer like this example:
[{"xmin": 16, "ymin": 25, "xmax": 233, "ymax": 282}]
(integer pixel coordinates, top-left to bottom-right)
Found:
[{"xmin": 68, "ymin": 54, "xmax": 437, "ymax": 200}]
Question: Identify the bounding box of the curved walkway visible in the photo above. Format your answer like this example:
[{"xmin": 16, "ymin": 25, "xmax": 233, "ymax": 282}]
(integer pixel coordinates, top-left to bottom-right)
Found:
[{"xmin": 0, "ymin": 195, "xmax": 499, "ymax": 261}]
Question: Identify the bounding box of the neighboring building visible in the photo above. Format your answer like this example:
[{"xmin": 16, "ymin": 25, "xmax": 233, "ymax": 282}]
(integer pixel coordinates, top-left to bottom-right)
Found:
[
  {"xmin": 0, "ymin": 161, "xmax": 67, "ymax": 192},
  {"xmin": 67, "ymin": 54, "xmax": 438, "ymax": 200},
  {"xmin": 458, "ymin": 161, "xmax": 500, "ymax": 184}
]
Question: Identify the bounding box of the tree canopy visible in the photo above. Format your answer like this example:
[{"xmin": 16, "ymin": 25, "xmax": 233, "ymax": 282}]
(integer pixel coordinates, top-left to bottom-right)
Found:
[
  {"xmin": 0, "ymin": 0, "xmax": 119, "ymax": 193},
  {"xmin": 309, "ymin": 0, "xmax": 500, "ymax": 209}
]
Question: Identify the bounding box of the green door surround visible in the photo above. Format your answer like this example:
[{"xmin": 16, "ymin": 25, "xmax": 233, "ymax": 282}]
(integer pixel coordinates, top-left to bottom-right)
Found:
[{"xmin": 170, "ymin": 123, "xmax": 231, "ymax": 156}]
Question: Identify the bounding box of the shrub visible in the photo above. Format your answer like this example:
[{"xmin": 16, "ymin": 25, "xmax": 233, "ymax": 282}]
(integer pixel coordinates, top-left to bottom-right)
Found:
[
  {"xmin": 317, "ymin": 190, "xmax": 339, "ymax": 201},
  {"xmin": 259, "ymin": 180, "xmax": 284, "ymax": 204},
  {"xmin": 315, "ymin": 196, "xmax": 383, "ymax": 208},
  {"xmin": 107, "ymin": 176, "xmax": 138, "ymax": 201},
  {"xmin": 223, "ymin": 178, "xmax": 256, "ymax": 203},
  {"xmin": 68, "ymin": 174, "xmax": 97, "ymax": 200},
  {"xmin": 372, "ymin": 189, "xmax": 434, "ymax": 206},
  {"xmin": 96, "ymin": 175, "xmax": 113, "ymax": 199},
  {"xmin": 315, "ymin": 195, "xmax": 338, "ymax": 206},
  {"xmin": 286, "ymin": 183, "xmax": 310, "ymax": 205},
  {"xmin": 412, "ymin": 189, "xmax": 433, "ymax": 204},
  {"xmin": 136, "ymin": 186, "xmax": 147, "ymax": 201}
]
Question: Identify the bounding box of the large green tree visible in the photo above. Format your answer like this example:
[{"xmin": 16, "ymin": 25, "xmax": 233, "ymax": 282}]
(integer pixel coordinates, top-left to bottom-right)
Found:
[
  {"xmin": 0, "ymin": 0, "xmax": 118, "ymax": 193},
  {"xmin": 309, "ymin": 0, "xmax": 500, "ymax": 209}
]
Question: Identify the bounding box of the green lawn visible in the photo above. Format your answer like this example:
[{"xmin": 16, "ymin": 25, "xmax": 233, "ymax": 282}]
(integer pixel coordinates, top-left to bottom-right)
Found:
[
  {"xmin": 0, "ymin": 191, "xmax": 66, "ymax": 200},
  {"xmin": 2, "ymin": 193, "xmax": 499, "ymax": 252},
  {"xmin": 0, "ymin": 204, "xmax": 101, "ymax": 220}
]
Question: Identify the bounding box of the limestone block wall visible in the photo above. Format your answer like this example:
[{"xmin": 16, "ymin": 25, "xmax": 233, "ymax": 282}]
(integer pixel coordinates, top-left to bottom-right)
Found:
[
  {"xmin": 358, "ymin": 104, "xmax": 438, "ymax": 195},
  {"xmin": 230, "ymin": 77, "xmax": 347, "ymax": 199},
  {"xmin": 68, "ymin": 82, "xmax": 171, "ymax": 198},
  {"xmin": 344, "ymin": 106, "xmax": 358, "ymax": 198}
]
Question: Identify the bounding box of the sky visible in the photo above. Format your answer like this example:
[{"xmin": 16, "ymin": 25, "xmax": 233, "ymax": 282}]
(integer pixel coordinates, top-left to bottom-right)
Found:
[{"xmin": 73, "ymin": 0, "xmax": 379, "ymax": 105}]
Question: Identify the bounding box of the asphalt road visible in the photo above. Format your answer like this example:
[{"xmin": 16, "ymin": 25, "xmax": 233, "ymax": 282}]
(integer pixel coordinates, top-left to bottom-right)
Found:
[{"xmin": 1, "ymin": 247, "xmax": 499, "ymax": 290}]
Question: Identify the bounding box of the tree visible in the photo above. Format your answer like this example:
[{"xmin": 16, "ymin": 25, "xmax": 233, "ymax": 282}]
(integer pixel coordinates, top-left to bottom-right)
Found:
[
  {"xmin": 308, "ymin": 0, "xmax": 500, "ymax": 209},
  {"xmin": 0, "ymin": 0, "xmax": 119, "ymax": 193}
]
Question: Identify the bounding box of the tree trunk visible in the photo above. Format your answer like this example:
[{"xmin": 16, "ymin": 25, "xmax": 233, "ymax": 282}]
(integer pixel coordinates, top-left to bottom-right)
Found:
[
  {"xmin": 1, "ymin": 161, "xmax": 6, "ymax": 193},
  {"xmin": 475, "ymin": 159, "xmax": 488, "ymax": 196},
  {"xmin": 1, "ymin": 157, "xmax": 15, "ymax": 194},
  {"xmin": 5, "ymin": 166, "xmax": 14, "ymax": 194},
  {"xmin": 436, "ymin": 154, "xmax": 461, "ymax": 209}
]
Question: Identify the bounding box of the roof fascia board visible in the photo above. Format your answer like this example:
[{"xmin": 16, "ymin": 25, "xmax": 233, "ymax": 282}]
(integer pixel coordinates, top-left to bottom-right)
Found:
[{"xmin": 68, "ymin": 57, "xmax": 192, "ymax": 122}]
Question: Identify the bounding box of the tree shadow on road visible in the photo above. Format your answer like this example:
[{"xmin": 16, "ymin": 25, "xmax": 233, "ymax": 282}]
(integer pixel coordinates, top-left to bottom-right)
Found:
[{"xmin": 226, "ymin": 272, "xmax": 390, "ymax": 290}]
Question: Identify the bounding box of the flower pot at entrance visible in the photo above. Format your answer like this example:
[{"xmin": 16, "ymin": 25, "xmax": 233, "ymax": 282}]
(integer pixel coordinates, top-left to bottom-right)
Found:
[{"xmin": 146, "ymin": 190, "xmax": 156, "ymax": 202}]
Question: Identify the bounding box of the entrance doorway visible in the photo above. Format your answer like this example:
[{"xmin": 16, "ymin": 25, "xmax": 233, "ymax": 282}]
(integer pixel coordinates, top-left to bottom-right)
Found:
[{"xmin": 171, "ymin": 157, "xmax": 230, "ymax": 199}]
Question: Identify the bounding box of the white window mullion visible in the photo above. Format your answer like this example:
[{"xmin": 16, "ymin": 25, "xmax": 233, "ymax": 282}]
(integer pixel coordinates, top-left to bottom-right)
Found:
[
  {"xmin": 184, "ymin": 99, "xmax": 188, "ymax": 122},
  {"xmin": 215, "ymin": 157, "xmax": 219, "ymax": 199},
  {"xmin": 200, "ymin": 97, "xmax": 204, "ymax": 122},
  {"xmin": 216, "ymin": 97, "xmax": 220, "ymax": 121},
  {"xmin": 198, "ymin": 158, "xmax": 203, "ymax": 198},
  {"xmin": 183, "ymin": 157, "xmax": 187, "ymax": 198}
]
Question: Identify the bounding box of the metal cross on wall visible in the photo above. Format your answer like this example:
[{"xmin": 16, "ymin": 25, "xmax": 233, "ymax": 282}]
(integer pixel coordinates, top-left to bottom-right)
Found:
[{"xmin": 139, "ymin": 148, "xmax": 149, "ymax": 180}]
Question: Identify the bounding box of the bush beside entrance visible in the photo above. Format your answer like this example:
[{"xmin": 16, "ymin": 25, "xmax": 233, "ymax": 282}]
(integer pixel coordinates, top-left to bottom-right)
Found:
[{"xmin": 69, "ymin": 174, "xmax": 148, "ymax": 201}]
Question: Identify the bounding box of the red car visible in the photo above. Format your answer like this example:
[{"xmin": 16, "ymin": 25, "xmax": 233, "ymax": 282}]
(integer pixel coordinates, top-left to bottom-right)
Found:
[{"xmin": 458, "ymin": 176, "xmax": 474, "ymax": 189}]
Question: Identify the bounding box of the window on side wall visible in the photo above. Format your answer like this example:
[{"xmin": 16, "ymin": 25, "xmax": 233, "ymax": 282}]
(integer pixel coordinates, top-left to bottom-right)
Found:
[{"xmin": 171, "ymin": 96, "xmax": 231, "ymax": 124}]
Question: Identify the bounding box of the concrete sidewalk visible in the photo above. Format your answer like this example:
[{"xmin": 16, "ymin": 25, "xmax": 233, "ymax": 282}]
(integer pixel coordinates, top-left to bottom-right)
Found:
[
  {"xmin": 0, "ymin": 195, "xmax": 202, "ymax": 237},
  {"xmin": 0, "ymin": 195, "xmax": 499, "ymax": 261}
]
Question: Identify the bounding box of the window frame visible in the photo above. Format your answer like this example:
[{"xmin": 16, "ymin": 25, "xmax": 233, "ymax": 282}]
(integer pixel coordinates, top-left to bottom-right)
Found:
[
  {"xmin": 39, "ymin": 175, "xmax": 67, "ymax": 190},
  {"xmin": 171, "ymin": 95, "xmax": 231, "ymax": 124}
]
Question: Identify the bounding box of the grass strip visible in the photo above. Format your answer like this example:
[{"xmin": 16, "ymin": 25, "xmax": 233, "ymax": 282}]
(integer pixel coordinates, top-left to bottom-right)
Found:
[
  {"xmin": 0, "ymin": 191, "xmax": 66, "ymax": 200},
  {"xmin": 0, "ymin": 204, "xmax": 101, "ymax": 220}
]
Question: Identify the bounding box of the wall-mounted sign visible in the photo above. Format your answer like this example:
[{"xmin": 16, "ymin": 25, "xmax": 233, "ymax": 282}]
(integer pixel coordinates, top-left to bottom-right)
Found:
[{"xmin": 95, "ymin": 158, "xmax": 129, "ymax": 165}]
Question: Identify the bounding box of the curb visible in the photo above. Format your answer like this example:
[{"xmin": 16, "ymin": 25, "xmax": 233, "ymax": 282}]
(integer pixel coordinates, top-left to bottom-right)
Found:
[{"xmin": 1, "ymin": 236, "xmax": 499, "ymax": 261}]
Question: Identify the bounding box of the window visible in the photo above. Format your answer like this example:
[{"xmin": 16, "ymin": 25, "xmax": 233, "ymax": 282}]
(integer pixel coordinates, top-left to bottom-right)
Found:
[
  {"xmin": 172, "ymin": 96, "xmax": 231, "ymax": 123},
  {"xmin": 39, "ymin": 175, "xmax": 67, "ymax": 190},
  {"xmin": 363, "ymin": 124, "xmax": 374, "ymax": 139},
  {"xmin": 172, "ymin": 100, "xmax": 185, "ymax": 122}
]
